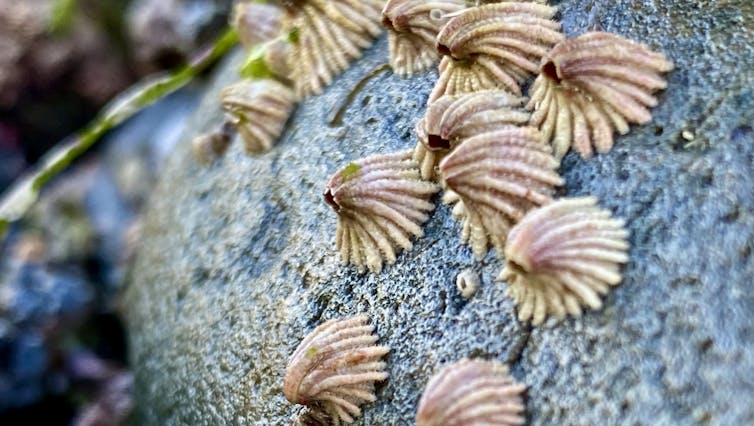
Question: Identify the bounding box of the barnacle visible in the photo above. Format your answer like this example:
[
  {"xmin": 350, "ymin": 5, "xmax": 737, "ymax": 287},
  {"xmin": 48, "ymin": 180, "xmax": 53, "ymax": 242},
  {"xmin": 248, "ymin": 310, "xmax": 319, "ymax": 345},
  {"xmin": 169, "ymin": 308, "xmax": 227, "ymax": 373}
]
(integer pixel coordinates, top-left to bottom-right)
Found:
[
  {"xmin": 381, "ymin": 0, "xmax": 465, "ymax": 76},
  {"xmin": 499, "ymin": 196, "xmax": 629, "ymax": 325},
  {"xmin": 456, "ymin": 269, "xmax": 479, "ymax": 299},
  {"xmin": 191, "ymin": 122, "xmax": 234, "ymax": 165},
  {"xmin": 232, "ymin": 1, "xmax": 286, "ymax": 48},
  {"xmin": 220, "ymin": 79, "xmax": 296, "ymax": 154},
  {"xmin": 429, "ymin": 2, "xmax": 563, "ymax": 102},
  {"xmin": 287, "ymin": 0, "xmax": 385, "ymax": 97},
  {"xmin": 439, "ymin": 127, "xmax": 563, "ymax": 259},
  {"xmin": 284, "ymin": 315, "xmax": 390, "ymax": 425},
  {"xmin": 325, "ymin": 150, "xmax": 439, "ymax": 274},
  {"xmin": 528, "ymin": 31, "xmax": 673, "ymax": 159},
  {"xmin": 416, "ymin": 358, "xmax": 526, "ymax": 426},
  {"xmin": 414, "ymin": 90, "xmax": 530, "ymax": 179}
]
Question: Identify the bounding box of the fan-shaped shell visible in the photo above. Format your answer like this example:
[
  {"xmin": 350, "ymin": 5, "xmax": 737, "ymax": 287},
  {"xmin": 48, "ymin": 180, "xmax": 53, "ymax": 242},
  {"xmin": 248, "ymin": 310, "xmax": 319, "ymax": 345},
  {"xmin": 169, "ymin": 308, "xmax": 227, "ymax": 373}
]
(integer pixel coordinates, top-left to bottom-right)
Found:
[
  {"xmin": 439, "ymin": 127, "xmax": 563, "ymax": 259},
  {"xmin": 287, "ymin": 0, "xmax": 384, "ymax": 97},
  {"xmin": 414, "ymin": 91, "xmax": 530, "ymax": 179},
  {"xmin": 232, "ymin": 2, "xmax": 286, "ymax": 48},
  {"xmin": 429, "ymin": 2, "xmax": 563, "ymax": 102},
  {"xmin": 382, "ymin": 0, "xmax": 465, "ymax": 76},
  {"xmin": 325, "ymin": 150, "xmax": 439, "ymax": 273},
  {"xmin": 499, "ymin": 196, "xmax": 630, "ymax": 325},
  {"xmin": 416, "ymin": 358, "xmax": 526, "ymax": 426},
  {"xmin": 220, "ymin": 79, "xmax": 297, "ymax": 154},
  {"xmin": 284, "ymin": 315, "xmax": 390, "ymax": 425},
  {"xmin": 528, "ymin": 31, "xmax": 673, "ymax": 159}
]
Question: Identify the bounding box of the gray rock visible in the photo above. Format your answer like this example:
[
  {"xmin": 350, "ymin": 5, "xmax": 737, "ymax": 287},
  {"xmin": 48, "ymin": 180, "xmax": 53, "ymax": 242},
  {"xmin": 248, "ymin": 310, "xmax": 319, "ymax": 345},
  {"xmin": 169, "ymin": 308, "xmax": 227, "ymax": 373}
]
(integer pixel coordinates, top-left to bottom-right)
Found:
[{"xmin": 124, "ymin": 1, "xmax": 754, "ymax": 424}]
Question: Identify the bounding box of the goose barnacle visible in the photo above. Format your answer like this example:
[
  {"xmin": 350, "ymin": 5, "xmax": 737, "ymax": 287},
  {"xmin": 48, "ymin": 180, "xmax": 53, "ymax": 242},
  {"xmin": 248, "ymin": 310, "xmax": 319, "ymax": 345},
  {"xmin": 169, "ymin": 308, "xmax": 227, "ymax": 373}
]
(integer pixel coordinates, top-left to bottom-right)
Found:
[
  {"xmin": 528, "ymin": 31, "xmax": 673, "ymax": 159},
  {"xmin": 414, "ymin": 90, "xmax": 530, "ymax": 179},
  {"xmin": 324, "ymin": 150, "xmax": 439, "ymax": 274},
  {"xmin": 499, "ymin": 196, "xmax": 630, "ymax": 325},
  {"xmin": 416, "ymin": 358, "xmax": 526, "ymax": 426},
  {"xmin": 220, "ymin": 79, "xmax": 297, "ymax": 154},
  {"xmin": 286, "ymin": 0, "xmax": 385, "ymax": 97},
  {"xmin": 381, "ymin": 0, "xmax": 465, "ymax": 76},
  {"xmin": 429, "ymin": 2, "xmax": 563, "ymax": 102},
  {"xmin": 439, "ymin": 127, "xmax": 563, "ymax": 259},
  {"xmin": 284, "ymin": 315, "xmax": 390, "ymax": 425}
]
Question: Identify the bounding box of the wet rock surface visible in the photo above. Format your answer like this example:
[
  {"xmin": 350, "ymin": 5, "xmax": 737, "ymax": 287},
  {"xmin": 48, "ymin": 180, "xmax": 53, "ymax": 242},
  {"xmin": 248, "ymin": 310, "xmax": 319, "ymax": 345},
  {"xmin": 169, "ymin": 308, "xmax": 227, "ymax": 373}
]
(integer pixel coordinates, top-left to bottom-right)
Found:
[{"xmin": 125, "ymin": 1, "xmax": 754, "ymax": 424}]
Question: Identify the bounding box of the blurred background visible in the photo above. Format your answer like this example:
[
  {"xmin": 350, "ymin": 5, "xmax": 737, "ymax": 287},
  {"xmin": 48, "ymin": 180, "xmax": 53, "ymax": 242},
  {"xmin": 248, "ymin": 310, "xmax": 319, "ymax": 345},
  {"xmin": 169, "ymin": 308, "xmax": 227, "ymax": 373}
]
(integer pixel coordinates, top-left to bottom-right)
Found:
[{"xmin": 0, "ymin": 0, "xmax": 232, "ymax": 423}]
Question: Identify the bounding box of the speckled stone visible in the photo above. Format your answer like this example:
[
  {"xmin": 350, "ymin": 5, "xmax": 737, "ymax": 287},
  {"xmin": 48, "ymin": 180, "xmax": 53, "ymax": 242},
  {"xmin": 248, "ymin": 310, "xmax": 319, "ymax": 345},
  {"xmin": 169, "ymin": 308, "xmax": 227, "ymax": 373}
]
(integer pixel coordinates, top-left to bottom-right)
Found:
[{"xmin": 124, "ymin": 1, "xmax": 754, "ymax": 424}]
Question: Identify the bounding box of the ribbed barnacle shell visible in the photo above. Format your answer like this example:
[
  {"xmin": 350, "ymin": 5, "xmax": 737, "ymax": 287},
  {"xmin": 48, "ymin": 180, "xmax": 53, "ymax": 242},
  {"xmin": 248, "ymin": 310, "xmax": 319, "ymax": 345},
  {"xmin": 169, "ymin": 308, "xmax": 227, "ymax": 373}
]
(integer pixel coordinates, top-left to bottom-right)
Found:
[
  {"xmin": 429, "ymin": 2, "xmax": 563, "ymax": 102},
  {"xmin": 287, "ymin": 0, "xmax": 384, "ymax": 97},
  {"xmin": 325, "ymin": 150, "xmax": 440, "ymax": 273},
  {"xmin": 528, "ymin": 31, "xmax": 673, "ymax": 159},
  {"xmin": 284, "ymin": 315, "xmax": 390, "ymax": 425},
  {"xmin": 439, "ymin": 127, "xmax": 563, "ymax": 259},
  {"xmin": 381, "ymin": 0, "xmax": 465, "ymax": 76},
  {"xmin": 414, "ymin": 90, "xmax": 530, "ymax": 179},
  {"xmin": 499, "ymin": 196, "xmax": 630, "ymax": 325},
  {"xmin": 232, "ymin": 2, "xmax": 286, "ymax": 48},
  {"xmin": 220, "ymin": 79, "xmax": 296, "ymax": 154},
  {"xmin": 416, "ymin": 358, "xmax": 526, "ymax": 426}
]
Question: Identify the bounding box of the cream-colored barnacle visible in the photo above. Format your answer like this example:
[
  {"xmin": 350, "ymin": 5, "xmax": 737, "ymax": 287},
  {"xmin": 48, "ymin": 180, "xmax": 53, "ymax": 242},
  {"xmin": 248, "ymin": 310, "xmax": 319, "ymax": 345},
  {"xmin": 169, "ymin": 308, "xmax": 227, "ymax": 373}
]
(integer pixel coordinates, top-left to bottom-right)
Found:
[
  {"xmin": 284, "ymin": 315, "xmax": 390, "ymax": 425},
  {"xmin": 499, "ymin": 196, "xmax": 630, "ymax": 326},
  {"xmin": 439, "ymin": 127, "xmax": 563, "ymax": 259},
  {"xmin": 414, "ymin": 91, "xmax": 530, "ymax": 179},
  {"xmin": 286, "ymin": 0, "xmax": 385, "ymax": 97},
  {"xmin": 191, "ymin": 121, "xmax": 235, "ymax": 165},
  {"xmin": 220, "ymin": 79, "xmax": 296, "ymax": 154},
  {"xmin": 528, "ymin": 31, "xmax": 673, "ymax": 159},
  {"xmin": 325, "ymin": 150, "xmax": 440, "ymax": 274},
  {"xmin": 416, "ymin": 358, "xmax": 526, "ymax": 426},
  {"xmin": 429, "ymin": 2, "xmax": 563, "ymax": 102},
  {"xmin": 232, "ymin": 1, "xmax": 286, "ymax": 48},
  {"xmin": 381, "ymin": 0, "xmax": 465, "ymax": 76}
]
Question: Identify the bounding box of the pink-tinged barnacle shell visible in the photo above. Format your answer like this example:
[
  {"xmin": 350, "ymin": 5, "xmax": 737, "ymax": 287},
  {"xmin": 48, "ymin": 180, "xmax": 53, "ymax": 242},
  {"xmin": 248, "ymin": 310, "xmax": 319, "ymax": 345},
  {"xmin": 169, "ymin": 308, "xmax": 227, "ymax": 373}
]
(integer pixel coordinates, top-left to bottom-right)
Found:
[
  {"xmin": 414, "ymin": 91, "xmax": 530, "ymax": 179},
  {"xmin": 528, "ymin": 31, "xmax": 673, "ymax": 159},
  {"xmin": 381, "ymin": 0, "xmax": 465, "ymax": 76},
  {"xmin": 439, "ymin": 127, "xmax": 563, "ymax": 259},
  {"xmin": 416, "ymin": 358, "xmax": 526, "ymax": 426},
  {"xmin": 288, "ymin": 0, "xmax": 385, "ymax": 97},
  {"xmin": 284, "ymin": 315, "xmax": 390, "ymax": 425},
  {"xmin": 220, "ymin": 79, "xmax": 297, "ymax": 154},
  {"xmin": 232, "ymin": 2, "xmax": 286, "ymax": 48},
  {"xmin": 325, "ymin": 150, "xmax": 440, "ymax": 274},
  {"xmin": 499, "ymin": 196, "xmax": 630, "ymax": 326},
  {"xmin": 429, "ymin": 2, "xmax": 563, "ymax": 102}
]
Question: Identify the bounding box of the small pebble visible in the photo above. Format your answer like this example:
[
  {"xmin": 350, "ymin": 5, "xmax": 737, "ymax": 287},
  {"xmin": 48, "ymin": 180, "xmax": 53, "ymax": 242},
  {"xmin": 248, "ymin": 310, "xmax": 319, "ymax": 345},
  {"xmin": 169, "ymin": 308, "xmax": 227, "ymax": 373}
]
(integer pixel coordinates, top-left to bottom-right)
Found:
[{"xmin": 456, "ymin": 269, "xmax": 480, "ymax": 299}]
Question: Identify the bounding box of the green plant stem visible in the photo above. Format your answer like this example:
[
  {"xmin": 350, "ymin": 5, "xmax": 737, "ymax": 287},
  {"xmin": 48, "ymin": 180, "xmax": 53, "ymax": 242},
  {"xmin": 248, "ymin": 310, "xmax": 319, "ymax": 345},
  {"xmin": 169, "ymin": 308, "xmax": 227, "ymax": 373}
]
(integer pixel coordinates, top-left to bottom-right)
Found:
[{"xmin": 0, "ymin": 28, "xmax": 239, "ymax": 239}]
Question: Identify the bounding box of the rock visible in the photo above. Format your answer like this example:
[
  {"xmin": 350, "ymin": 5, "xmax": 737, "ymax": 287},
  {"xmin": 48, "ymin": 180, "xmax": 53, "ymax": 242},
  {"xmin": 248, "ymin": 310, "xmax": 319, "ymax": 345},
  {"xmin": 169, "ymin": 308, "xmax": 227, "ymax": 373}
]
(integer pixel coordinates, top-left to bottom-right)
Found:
[{"xmin": 124, "ymin": 1, "xmax": 754, "ymax": 424}]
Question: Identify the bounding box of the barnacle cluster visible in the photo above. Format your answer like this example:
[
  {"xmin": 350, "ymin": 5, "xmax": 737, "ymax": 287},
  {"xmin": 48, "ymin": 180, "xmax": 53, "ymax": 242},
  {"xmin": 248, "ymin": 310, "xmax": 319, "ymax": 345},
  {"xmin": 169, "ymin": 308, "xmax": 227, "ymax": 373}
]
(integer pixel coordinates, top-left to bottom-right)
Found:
[
  {"xmin": 215, "ymin": 0, "xmax": 673, "ymax": 422},
  {"xmin": 284, "ymin": 315, "xmax": 389, "ymax": 425}
]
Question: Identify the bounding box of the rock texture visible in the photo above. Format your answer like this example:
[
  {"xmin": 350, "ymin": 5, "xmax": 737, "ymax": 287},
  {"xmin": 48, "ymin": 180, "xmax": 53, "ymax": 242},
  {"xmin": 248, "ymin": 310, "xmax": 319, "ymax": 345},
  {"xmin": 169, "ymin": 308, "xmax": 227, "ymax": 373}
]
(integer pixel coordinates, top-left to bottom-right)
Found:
[{"xmin": 124, "ymin": 1, "xmax": 754, "ymax": 424}]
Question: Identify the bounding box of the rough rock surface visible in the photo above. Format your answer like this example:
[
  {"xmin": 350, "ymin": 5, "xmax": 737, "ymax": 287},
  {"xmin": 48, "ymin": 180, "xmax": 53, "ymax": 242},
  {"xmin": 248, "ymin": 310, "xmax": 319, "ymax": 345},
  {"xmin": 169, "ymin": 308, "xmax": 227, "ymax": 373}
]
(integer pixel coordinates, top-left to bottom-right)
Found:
[{"xmin": 124, "ymin": 1, "xmax": 754, "ymax": 424}]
